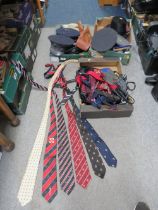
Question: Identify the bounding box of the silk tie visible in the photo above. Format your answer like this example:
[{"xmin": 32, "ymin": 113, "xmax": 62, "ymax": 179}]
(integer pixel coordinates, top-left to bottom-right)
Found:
[
  {"xmin": 42, "ymin": 90, "xmax": 58, "ymax": 202},
  {"xmin": 64, "ymin": 92, "xmax": 91, "ymax": 188},
  {"xmin": 70, "ymin": 96, "xmax": 117, "ymax": 167},
  {"xmin": 17, "ymin": 60, "xmax": 78, "ymax": 206},
  {"xmin": 69, "ymin": 97, "xmax": 106, "ymax": 178},
  {"xmin": 81, "ymin": 117, "xmax": 117, "ymax": 167},
  {"xmin": 54, "ymin": 91, "xmax": 75, "ymax": 194}
]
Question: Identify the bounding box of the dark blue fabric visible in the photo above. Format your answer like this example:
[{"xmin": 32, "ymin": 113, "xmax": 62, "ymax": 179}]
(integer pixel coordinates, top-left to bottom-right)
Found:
[{"xmin": 70, "ymin": 97, "xmax": 117, "ymax": 167}]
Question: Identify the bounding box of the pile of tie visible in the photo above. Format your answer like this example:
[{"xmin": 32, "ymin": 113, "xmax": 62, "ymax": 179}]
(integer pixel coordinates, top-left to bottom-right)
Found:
[
  {"xmin": 41, "ymin": 68, "xmax": 117, "ymax": 203},
  {"xmin": 76, "ymin": 66, "xmax": 135, "ymax": 108},
  {"xmin": 17, "ymin": 62, "xmax": 117, "ymax": 206}
]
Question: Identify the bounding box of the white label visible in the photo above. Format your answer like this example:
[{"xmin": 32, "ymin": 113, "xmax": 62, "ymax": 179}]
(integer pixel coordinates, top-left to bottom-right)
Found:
[
  {"xmin": 24, "ymin": 44, "xmax": 31, "ymax": 59},
  {"xmin": 30, "ymin": 20, "xmax": 35, "ymax": 30},
  {"xmin": 14, "ymin": 72, "xmax": 17, "ymax": 80},
  {"xmin": 32, "ymin": 54, "xmax": 35, "ymax": 61}
]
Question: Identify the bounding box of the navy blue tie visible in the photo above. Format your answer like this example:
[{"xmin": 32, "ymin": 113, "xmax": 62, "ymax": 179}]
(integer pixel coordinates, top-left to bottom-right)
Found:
[{"xmin": 70, "ymin": 96, "xmax": 117, "ymax": 168}]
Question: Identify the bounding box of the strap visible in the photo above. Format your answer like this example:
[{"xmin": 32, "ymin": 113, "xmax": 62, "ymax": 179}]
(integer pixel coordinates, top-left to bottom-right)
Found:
[{"xmin": 11, "ymin": 60, "xmax": 48, "ymax": 91}]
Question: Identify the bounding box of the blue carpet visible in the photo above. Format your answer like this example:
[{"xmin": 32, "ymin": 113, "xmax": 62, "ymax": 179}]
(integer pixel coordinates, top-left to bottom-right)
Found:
[{"xmin": 45, "ymin": 0, "xmax": 126, "ymax": 27}]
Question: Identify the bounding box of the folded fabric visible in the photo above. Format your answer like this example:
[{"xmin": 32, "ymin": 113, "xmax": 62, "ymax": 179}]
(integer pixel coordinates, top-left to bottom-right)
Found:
[{"xmin": 116, "ymin": 34, "xmax": 131, "ymax": 48}]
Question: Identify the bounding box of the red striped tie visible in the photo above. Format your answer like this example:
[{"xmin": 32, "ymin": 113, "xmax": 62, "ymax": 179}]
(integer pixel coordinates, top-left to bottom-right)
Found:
[
  {"xmin": 64, "ymin": 93, "xmax": 92, "ymax": 188},
  {"xmin": 42, "ymin": 90, "xmax": 58, "ymax": 202}
]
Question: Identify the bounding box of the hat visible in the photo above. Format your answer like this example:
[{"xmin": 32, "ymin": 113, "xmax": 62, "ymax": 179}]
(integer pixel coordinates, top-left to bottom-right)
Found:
[
  {"xmin": 111, "ymin": 16, "xmax": 127, "ymax": 37},
  {"xmin": 92, "ymin": 27, "xmax": 117, "ymax": 52},
  {"xmin": 56, "ymin": 27, "xmax": 80, "ymax": 39},
  {"xmin": 48, "ymin": 34, "xmax": 75, "ymax": 56}
]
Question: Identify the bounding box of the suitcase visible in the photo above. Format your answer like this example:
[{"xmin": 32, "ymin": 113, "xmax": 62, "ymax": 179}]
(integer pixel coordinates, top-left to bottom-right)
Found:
[{"xmin": 138, "ymin": 44, "xmax": 158, "ymax": 75}]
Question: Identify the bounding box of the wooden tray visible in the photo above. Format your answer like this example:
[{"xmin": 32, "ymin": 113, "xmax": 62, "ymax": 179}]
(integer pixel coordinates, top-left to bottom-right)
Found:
[{"xmin": 79, "ymin": 58, "xmax": 134, "ymax": 118}]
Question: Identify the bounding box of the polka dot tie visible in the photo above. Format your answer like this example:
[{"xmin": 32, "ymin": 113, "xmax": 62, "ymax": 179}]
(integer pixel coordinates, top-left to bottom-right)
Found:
[
  {"xmin": 80, "ymin": 116, "xmax": 117, "ymax": 167},
  {"xmin": 69, "ymin": 98, "xmax": 106, "ymax": 178}
]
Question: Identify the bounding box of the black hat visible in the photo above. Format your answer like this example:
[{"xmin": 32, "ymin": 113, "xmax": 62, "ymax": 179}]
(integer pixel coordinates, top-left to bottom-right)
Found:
[
  {"xmin": 111, "ymin": 16, "xmax": 127, "ymax": 36},
  {"xmin": 92, "ymin": 27, "xmax": 117, "ymax": 52},
  {"xmin": 48, "ymin": 35, "xmax": 75, "ymax": 56}
]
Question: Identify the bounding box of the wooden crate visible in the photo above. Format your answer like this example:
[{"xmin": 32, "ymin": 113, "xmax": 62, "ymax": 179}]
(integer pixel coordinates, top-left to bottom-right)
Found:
[
  {"xmin": 98, "ymin": 0, "xmax": 120, "ymax": 7},
  {"xmin": 79, "ymin": 58, "xmax": 134, "ymax": 118}
]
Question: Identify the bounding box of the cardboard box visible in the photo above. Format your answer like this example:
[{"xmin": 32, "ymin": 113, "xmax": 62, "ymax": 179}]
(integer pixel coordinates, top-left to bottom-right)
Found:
[
  {"xmin": 98, "ymin": 0, "xmax": 120, "ymax": 7},
  {"xmin": 79, "ymin": 58, "xmax": 134, "ymax": 118},
  {"xmin": 79, "ymin": 57, "xmax": 122, "ymax": 74},
  {"xmin": 94, "ymin": 16, "xmax": 132, "ymax": 43},
  {"xmin": 93, "ymin": 16, "xmax": 132, "ymax": 65}
]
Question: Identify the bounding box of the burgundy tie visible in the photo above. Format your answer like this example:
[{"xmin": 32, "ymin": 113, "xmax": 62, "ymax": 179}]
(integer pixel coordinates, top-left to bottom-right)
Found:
[
  {"xmin": 64, "ymin": 92, "xmax": 92, "ymax": 188},
  {"xmin": 42, "ymin": 90, "xmax": 58, "ymax": 202}
]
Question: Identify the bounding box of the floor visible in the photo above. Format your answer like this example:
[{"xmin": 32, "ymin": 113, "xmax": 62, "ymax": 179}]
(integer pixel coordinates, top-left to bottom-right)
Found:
[
  {"xmin": 0, "ymin": 1, "xmax": 158, "ymax": 210},
  {"xmin": 0, "ymin": 27, "xmax": 158, "ymax": 210},
  {"xmin": 45, "ymin": 0, "xmax": 126, "ymax": 26}
]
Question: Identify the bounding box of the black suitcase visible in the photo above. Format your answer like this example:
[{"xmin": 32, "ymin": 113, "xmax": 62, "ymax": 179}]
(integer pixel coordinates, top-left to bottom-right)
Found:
[
  {"xmin": 138, "ymin": 45, "xmax": 158, "ymax": 75},
  {"xmin": 151, "ymin": 82, "xmax": 158, "ymax": 102},
  {"xmin": 133, "ymin": 0, "xmax": 158, "ymax": 14},
  {"xmin": 138, "ymin": 23, "xmax": 158, "ymax": 75}
]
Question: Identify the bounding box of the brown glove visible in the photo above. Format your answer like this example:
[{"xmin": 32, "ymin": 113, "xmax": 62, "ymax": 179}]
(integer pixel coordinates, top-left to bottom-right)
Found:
[{"xmin": 76, "ymin": 26, "xmax": 92, "ymax": 51}]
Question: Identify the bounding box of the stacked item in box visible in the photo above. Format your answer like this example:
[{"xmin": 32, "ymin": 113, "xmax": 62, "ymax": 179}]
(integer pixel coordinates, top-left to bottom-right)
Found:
[
  {"xmin": 93, "ymin": 16, "xmax": 132, "ymax": 65},
  {"xmin": 0, "ymin": 2, "xmax": 33, "ymax": 54},
  {"xmin": 78, "ymin": 58, "xmax": 135, "ymax": 118},
  {"xmin": 2, "ymin": 53, "xmax": 32, "ymax": 114},
  {"xmin": 0, "ymin": 2, "xmax": 32, "ymax": 27},
  {"xmin": 0, "ymin": 26, "xmax": 18, "ymax": 52},
  {"xmin": 126, "ymin": 0, "xmax": 158, "ymax": 18},
  {"xmin": 0, "ymin": 1, "xmax": 42, "ymax": 114},
  {"xmin": 132, "ymin": 0, "xmax": 158, "ymax": 14},
  {"xmin": 127, "ymin": 0, "xmax": 158, "ymax": 75},
  {"xmin": 49, "ymin": 16, "xmax": 132, "ymax": 65}
]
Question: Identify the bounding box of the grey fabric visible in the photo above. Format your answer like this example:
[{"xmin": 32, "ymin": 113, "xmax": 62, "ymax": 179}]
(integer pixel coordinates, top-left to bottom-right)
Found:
[
  {"xmin": 135, "ymin": 202, "xmax": 150, "ymax": 210},
  {"xmin": 116, "ymin": 34, "xmax": 131, "ymax": 47}
]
